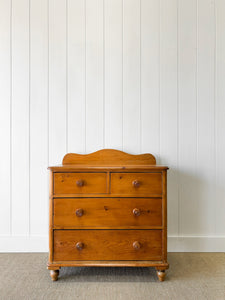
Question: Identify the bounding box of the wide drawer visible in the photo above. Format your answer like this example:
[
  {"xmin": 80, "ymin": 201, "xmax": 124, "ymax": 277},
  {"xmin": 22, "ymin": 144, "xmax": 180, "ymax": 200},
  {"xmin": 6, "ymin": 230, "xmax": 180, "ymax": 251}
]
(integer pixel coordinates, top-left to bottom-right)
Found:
[
  {"xmin": 111, "ymin": 173, "xmax": 162, "ymax": 196},
  {"xmin": 54, "ymin": 173, "xmax": 107, "ymax": 195},
  {"xmin": 53, "ymin": 230, "xmax": 162, "ymax": 261},
  {"xmin": 53, "ymin": 198, "xmax": 162, "ymax": 228}
]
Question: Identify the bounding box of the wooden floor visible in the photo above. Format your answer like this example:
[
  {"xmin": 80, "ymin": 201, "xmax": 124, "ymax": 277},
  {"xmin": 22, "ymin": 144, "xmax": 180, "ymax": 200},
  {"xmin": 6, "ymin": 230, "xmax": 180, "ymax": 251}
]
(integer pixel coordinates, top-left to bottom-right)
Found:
[{"xmin": 0, "ymin": 253, "xmax": 224, "ymax": 300}]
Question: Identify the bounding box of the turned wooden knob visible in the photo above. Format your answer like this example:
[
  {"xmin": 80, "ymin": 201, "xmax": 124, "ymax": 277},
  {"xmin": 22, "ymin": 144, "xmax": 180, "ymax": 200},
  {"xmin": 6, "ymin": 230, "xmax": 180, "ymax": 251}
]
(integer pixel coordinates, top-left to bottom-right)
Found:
[
  {"xmin": 133, "ymin": 241, "xmax": 141, "ymax": 250},
  {"xmin": 75, "ymin": 208, "xmax": 83, "ymax": 217},
  {"xmin": 76, "ymin": 242, "xmax": 84, "ymax": 250},
  {"xmin": 132, "ymin": 180, "xmax": 141, "ymax": 188},
  {"xmin": 76, "ymin": 179, "xmax": 84, "ymax": 187},
  {"xmin": 133, "ymin": 208, "xmax": 141, "ymax": 216}
]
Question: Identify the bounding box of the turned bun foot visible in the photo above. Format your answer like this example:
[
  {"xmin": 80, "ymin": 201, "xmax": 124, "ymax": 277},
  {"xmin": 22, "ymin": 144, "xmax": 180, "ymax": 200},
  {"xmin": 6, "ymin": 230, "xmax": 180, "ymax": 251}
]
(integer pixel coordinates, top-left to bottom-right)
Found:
[
  {"xmin": 156, "ymin": 269, "xmax": 166, "ymax": 282},
  {"xmin": 50, "ymin": 270, "xmax": 59, "ymax": 281}
]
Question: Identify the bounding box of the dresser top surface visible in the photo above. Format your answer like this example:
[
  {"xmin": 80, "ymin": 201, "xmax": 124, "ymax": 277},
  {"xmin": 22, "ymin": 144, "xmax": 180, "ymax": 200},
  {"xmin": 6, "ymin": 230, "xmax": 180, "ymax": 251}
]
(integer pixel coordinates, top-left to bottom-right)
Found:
[{"xmin": 48, "ymin": 165, "xmax": 169, "ymax": 171}]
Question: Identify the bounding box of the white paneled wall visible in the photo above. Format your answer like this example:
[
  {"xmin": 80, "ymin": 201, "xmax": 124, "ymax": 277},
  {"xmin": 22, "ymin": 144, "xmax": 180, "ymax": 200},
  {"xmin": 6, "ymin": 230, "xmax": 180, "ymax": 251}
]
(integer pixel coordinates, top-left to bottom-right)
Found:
[{"xmin": 0, "ymin": 0, "xmax": 225, "ymax": 252}]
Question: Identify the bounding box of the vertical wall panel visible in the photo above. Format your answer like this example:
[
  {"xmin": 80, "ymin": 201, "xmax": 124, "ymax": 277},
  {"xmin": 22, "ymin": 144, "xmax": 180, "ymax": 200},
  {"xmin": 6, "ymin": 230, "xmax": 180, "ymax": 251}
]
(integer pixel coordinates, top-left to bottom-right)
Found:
[
  {"xmin": 178, "ymin": 0, "xmax": 197, "ymax": 235},
  {"xmin": 30, "ymin": 0, "xmax": 48, "ymax": 235},
  {"xmin": 160, "ymin": 0, "xmax": 178, "ymax": 236},
  {"xmin": 67, "ymin": 0, "xmax": 86, "ymax": 153},
  {"xmin": 85, "ymin": 0, "xmax": 104, "ymax": 153},
  {"xmin": 0, "ymin": 0, "xmax": 11, "ymax": 235},
  {"xmin": 11, "ymin": 0, "xmax": 30, "ymax": 235},
  {"xmin": 123, "ymin": 0, "xmax": 141, "ymax": 153},
  {"xmin": 215, "ymin": 0, "xmax": 225, "ymax": 235},
  {"xmin": 141, "ymin": 0, "xmax": 160, "ymax": 157},
  {"xmin": 104, "ymin": 0, "xmax": 123, "ymax": 149},
  {"xmin": 49, "ymin": 0, "xmax": 67, "ymax": 165},
  {"xmin": 0, "ymin": 0, "xmax": 225, "ymax": 251},
  {"xmin": 196, "ymin": 0, "xmax": 215, "ymax": 235}
]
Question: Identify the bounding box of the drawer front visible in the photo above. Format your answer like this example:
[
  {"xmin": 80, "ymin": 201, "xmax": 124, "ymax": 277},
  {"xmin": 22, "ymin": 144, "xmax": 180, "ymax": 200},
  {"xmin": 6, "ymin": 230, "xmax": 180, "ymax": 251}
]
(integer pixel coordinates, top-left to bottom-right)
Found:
[
  {"xmin": 54, "ymin": 198, "xmax": 162, "ymax": 228},
  {"xmin": 53, "ymin": 230, "xmax": 162, "ymax": 261},
  {"xmin": 54, "ymin": 173, "xmax": 107, "ymax": 195},
  {"xmin": 111, "ymin": 173, "xmax": 162, "ymax": 196}
]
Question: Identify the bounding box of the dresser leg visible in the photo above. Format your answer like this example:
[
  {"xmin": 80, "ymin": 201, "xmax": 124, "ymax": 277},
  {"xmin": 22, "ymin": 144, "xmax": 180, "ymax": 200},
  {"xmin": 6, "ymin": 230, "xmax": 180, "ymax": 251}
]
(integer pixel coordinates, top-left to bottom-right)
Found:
[
  {"xmin": 50, "ymin": 269, "xmax": 59, "ymax": 281},
  {"xmin": 156, "ymin": 269, "xmax": 166, "ymax": 282}
]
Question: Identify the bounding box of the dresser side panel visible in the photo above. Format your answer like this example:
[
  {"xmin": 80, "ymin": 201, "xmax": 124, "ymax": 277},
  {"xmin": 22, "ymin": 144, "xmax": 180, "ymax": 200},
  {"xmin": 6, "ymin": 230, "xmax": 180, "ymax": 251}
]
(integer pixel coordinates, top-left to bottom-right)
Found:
[
  {"xmin": 162, "ymin": 170, "xmax": 168, "ymax": 262},
  {"xmin": 49, "ymin": 170, "xmax": 54, "ymax": 263}
]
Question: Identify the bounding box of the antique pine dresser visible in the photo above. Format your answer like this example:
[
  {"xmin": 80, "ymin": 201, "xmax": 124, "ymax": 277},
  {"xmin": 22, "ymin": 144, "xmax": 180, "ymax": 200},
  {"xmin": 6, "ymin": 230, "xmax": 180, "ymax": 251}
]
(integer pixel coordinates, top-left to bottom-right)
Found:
[{"xmin": 47, "ymin": 149, "xmax": 169, "ymax": 281}]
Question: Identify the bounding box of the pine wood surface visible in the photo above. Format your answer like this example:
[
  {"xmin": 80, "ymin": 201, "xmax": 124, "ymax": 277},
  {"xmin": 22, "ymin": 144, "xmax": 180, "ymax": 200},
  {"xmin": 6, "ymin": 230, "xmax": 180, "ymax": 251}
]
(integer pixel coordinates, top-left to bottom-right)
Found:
[
  {"xmin": 48, "ymin": 149, "xmax": 169, "ymax": 281},
  {"xmin": 53, "ymin": 197, "xmax": 162, "ymax": 228},
  {"xmin": 54, "ymin": 172, "xmax": 107, "ymax": 195},
  {"xmin": 111, "ymin": 172, "xmax": 162, "ymax": 195},
  {"xmin": 53, "ymin": 230, "xmax": 162, "ymax": 261},
  {"xmin": 47, "ymin": 260, "xmax": 169, "ymax": 268},
  {"xmin": 62, "ymin": 149, "xmax": 156, "ymax": 166},
  {"xmin": 48, "ymin": 165, "xmax": 168, "ymax": 171}
]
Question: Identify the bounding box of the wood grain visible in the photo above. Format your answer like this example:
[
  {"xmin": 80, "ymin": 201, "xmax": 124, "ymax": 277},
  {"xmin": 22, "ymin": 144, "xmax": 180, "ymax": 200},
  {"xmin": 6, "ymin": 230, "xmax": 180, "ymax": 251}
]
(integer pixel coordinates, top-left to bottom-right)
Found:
[
  {"xmin": 162, "ymin": 170, "xmax": 167, "ymax": 262},
  {"xmin": 54, "ymin": 173, "xmax": 107, "ymax": 195},
  {"xmin": 111, "ymin": 173, "xmax": 162, "ymax": 195},
  {"xmin": 53, "ymin": 230, "xmax": 162, "ymax": 261},
  {"xmin": 49, "ymin": 149, "xmax": 168, "ymax": 281},
  {"xmin": 53, "ymin": 197, "xmax": 162, "ymax": 228},
  {"xmin": 62, "ymin": 149, "xmax": 156, "ymax": 166},
  {"xmin": 48, "ymin": 165, "xmax": 168, "ymax": 172},
  {"xmin": 48, "ymin": 261, "xmax": 169, "ymax": 268},
  {"xmin": 48, "ymin": 171, "xmax": 54, "ymax": 263}
]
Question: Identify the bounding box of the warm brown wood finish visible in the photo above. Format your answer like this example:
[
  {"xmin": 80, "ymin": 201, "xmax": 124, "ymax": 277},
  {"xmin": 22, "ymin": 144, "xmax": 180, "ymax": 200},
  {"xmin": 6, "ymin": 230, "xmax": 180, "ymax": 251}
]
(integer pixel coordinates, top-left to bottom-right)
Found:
[
  {"xmin": 50, "ymin": 270, "xmax": 59, "ymax": 281},
  {"xmin": 48, "ymin": 171, "xmax": 54, "ymax": 263},
  {"xmin": 53, "ymin": 230, "xmax": 162, "ymax": 261},
  {"xmin": 62, "ymin": 149, "xmax": 156, "ymax": 166},
  {"xmin": 48, "ymin": 260, "xmax": 169, "ymax": 267},
  {"xmin": 48, "ymin": 165, "xmax": 168, "ymax": 172},
  {"xmin": 54, "ymin": 173, "xmax": 107, "ymax": 195},
  {"xmin": 111, "ymin": 172, "xmax": 162, "ymax": 196},
  {"xmin": 156, "ymin": 269, "xmax": 166, "ymax": 282},
  {"xmin": 47, "ymin": 149, "xmax": 169, "ymax": 281},
  {"xmin": 53, "ymin": 197, "xmax": 162, "ymax": 228}
]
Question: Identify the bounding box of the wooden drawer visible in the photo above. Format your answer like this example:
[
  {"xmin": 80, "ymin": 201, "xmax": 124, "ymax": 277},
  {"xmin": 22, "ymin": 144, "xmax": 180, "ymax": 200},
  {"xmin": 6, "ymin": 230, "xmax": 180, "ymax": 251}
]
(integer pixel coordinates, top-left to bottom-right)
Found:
[
  {"xmin": 53, "ymin": 230, "xmax": 162, "ymax": 261},
  {"xmin": 53, "ymin": 198, "xmax": 162, "ymax": 228},
  {"xmin": 111, "ymin": 173, "xmax": 162, "ymax": 196},
  {"xmin": 54, "ymin": 173, "xmax": 107, "ymax": 195}
]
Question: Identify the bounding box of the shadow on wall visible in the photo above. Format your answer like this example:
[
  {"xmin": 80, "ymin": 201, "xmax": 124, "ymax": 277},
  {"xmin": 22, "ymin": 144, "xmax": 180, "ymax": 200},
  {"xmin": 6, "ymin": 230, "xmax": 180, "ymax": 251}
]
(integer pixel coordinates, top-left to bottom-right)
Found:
[{"xmin": 166, "ymin": 166, "xmax": 219, "ymax": 236}]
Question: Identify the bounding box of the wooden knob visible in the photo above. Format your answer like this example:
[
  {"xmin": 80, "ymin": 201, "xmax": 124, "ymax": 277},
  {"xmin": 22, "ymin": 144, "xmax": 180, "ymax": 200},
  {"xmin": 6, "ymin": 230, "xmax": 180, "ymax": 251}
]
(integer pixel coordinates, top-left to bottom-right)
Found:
[
  {"xmin": 133, "ymin": 208, "xmax": 141, "ymax": 217},
  {"xmin": 76, "ymin": 179, "xmax": 84, "ymax": 187},
  {"xmin": 76, "ymin": 242, "xmax": 84, "ymax": 250},
  {"xmin": 75, "ymin": 208, "xmax": 83, "ymax": 217},
  {"xmin": 133, "ymin": 241, "xmax": 141, "ymax": 250},
  {"xmin": 132, "ymin": 180, "xmax": 141, "ymax": 188}
]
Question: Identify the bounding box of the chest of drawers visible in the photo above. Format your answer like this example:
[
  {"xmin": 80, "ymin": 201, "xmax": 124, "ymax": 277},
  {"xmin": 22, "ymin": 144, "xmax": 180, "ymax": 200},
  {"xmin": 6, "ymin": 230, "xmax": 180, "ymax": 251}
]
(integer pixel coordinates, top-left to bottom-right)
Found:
[{"xmin": 47, "ymin": 149, "xmax": 169, "ymax": 281}]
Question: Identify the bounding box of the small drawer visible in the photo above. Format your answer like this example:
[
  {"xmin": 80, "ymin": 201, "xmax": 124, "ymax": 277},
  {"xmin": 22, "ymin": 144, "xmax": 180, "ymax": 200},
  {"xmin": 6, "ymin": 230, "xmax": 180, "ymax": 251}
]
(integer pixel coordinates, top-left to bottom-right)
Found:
[
  {"xmin": 54, "ymin": 173, "xmax": 107, "ymax": 195},
  {"xmin": 53, "ymin": 230, "xmax": 162, "ymax": 261},
  {"xmin": 111, "ymin": 173, "xmax": 162, "ymax": 196},
  {"xmin": 53, "ymin": 198, "xmax": 162, "ymax": 228}
]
